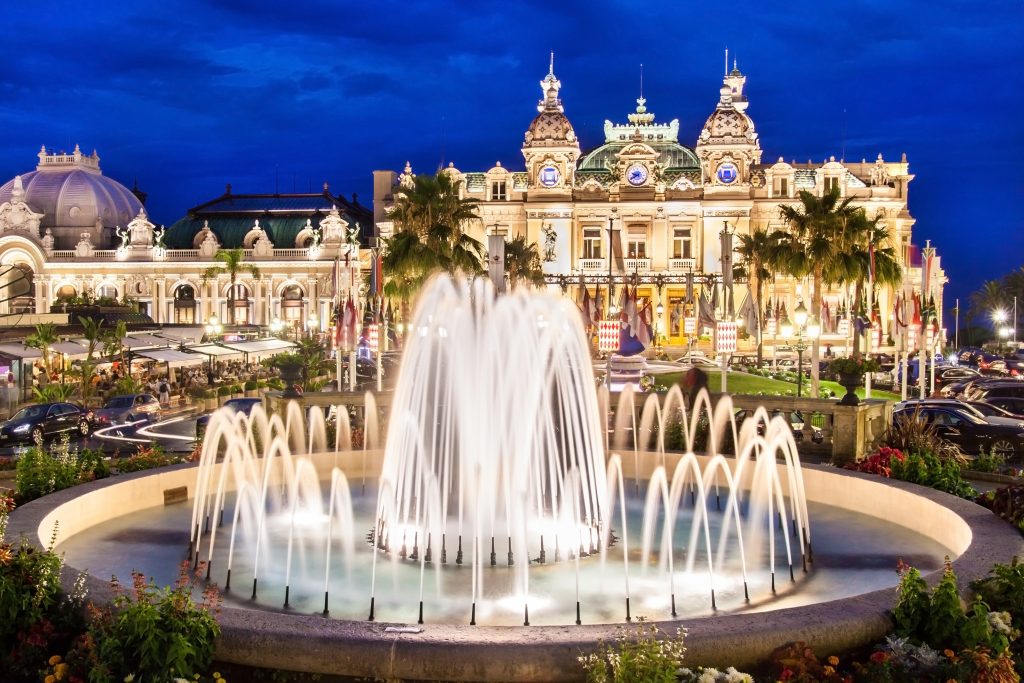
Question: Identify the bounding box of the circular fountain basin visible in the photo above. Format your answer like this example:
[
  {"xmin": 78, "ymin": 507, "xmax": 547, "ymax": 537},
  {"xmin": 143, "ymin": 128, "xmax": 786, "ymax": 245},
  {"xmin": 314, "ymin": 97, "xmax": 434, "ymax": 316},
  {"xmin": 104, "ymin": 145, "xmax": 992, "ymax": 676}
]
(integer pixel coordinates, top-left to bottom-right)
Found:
[{"xmin": 8, "ymin": 456, "xmax": 1023, "ymax": 682}]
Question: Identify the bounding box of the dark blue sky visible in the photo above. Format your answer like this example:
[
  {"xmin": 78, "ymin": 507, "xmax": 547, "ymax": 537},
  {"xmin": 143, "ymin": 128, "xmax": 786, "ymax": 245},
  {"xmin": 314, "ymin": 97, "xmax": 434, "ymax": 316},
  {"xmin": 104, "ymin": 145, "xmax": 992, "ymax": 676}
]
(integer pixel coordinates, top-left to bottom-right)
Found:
[{"xmin": 1, "ymin": 1, "xmax": 1021, "ymax": 309}]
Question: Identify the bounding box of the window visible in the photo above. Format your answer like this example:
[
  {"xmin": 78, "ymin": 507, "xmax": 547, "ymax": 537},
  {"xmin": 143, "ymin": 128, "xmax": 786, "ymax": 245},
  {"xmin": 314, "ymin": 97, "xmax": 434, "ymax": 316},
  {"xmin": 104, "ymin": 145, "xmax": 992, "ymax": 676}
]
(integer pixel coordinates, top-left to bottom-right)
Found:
[
  {"xmin": 824, "ymin": 176, "xmax": 840, "ymax": 193},
  {"xmin": 776, "ymin": 177, "xmax": 789, "ymax": 197},
  {"xmin": 627, "ymin": 237, "xmax": 646, "ymax": 259},
  {"xmin": 582, "ymin": 228, "xmax": 602, "ymax": 259},
  {"xmin": 490, "ymin": 181, "xmax": 507, "ymax": 201},
  {"xmin": 672, "ymin": 228, "xmax": 692, "ymax": 259}
]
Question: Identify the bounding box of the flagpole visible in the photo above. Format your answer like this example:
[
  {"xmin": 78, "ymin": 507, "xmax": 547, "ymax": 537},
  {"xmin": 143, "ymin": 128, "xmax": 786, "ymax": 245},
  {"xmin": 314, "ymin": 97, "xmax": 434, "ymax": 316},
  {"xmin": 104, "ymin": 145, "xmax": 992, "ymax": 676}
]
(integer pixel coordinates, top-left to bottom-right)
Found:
[
  {"xmin": 954, "ymin": 298, "xmax": 959, "ymax": 351},
  {"xmin": 865, "ymin": 267, "xmax": 873, "ymax": 399}
]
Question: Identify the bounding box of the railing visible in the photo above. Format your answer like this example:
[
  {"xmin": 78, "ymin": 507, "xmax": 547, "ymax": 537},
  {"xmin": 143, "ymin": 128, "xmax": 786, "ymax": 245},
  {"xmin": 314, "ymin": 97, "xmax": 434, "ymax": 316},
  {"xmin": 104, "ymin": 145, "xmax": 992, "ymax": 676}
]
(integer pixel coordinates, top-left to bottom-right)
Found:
[
  {"xmin": 44, "ymin": 247, "xmax": 323, "ymax": 262},
  {"xmin": 164, "ymin": 250, "xmax": 200, "ymax": 261},
  {"xmin": 729, "ymin": 394, "xmax": 892, "ymax": 463},
  {"xmin": 49, "ymin": 250, "xmax": 76, "ymax": 260},
  {"xmin": 578, "ymin": 259, "xmax": 607, "ymax": 271},
  {"xmin": 668, "ymin": 258, "xmax": 696, "ymax": 271},
  {"xmin": 624, "ymin": 258, "xmax": 650, "ymax": 272}
]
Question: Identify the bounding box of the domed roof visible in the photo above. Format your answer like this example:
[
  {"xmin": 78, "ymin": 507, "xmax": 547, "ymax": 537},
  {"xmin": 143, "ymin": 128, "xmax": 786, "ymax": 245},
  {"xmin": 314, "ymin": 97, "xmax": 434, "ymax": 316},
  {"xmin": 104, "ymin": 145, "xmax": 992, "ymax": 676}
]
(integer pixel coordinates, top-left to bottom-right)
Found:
[
  {"xmin": 0, "ymin": 146, "xmax": 142, "ymax": 230},
  {"xmin": 698, "ymin": 86, "xmax": 757, "ymax": 145},
  {"xmin": 523, "ymin": 59, "xmax": 578, "ymax": 149}
]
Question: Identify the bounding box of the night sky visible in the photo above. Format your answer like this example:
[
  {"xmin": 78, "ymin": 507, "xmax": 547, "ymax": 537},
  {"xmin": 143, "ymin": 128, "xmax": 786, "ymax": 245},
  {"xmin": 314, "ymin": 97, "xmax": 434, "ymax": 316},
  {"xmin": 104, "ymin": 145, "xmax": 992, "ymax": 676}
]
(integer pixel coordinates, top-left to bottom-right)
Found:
[{"xmin": 2, "ymin": 1, "xmax": 1021, "ymax": 313}]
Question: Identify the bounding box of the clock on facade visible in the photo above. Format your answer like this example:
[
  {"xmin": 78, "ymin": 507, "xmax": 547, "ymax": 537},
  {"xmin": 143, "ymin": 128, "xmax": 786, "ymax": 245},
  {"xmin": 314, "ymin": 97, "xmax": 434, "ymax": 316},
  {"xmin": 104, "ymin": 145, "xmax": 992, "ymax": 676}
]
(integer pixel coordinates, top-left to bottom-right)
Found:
[
  {"xmin": 716, "ymin": 162, "xmax": 739, "ymax": 184},
  {"xmin": 538, "ymin": 165, "xmax": 561, "ymax": 187},
  {"xmin": 626, "ymin": 163, "xmax": 648, "ymax": 186}
]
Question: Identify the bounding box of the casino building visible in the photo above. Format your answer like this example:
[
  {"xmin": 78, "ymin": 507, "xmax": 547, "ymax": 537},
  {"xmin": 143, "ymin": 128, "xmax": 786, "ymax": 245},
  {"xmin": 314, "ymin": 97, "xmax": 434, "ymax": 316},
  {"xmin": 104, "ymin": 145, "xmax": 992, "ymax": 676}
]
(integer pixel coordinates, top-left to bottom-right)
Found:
[
  {"xmin": 373, "ymin": 61, "xmax": 946, "ymax": 353},
  {"xmin": 0, "ymin": 146, "xmax": 369, "ymax": 337}
]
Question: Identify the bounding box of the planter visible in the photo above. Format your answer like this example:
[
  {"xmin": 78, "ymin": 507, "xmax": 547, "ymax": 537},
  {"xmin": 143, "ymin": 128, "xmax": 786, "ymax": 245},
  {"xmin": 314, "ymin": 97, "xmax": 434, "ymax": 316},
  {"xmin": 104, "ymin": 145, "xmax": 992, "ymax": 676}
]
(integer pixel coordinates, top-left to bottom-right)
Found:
[
  {"xmin": 245, "ymin": 389, "xmax": 258, "ymax": 398},
  {"xmin": 838, "ymin": 372, "xmax": 863, "ymax": 406},
  {"xmin": 205, "ymin": 397, "xmax": 218, "ymax": 412},
  {"xmin": 279, "ymin": 361, "xmax": 304, "ymax": 399},
  {"xmin": 218, "ymin": 395, "xmax": 229, "ymax": 407}
]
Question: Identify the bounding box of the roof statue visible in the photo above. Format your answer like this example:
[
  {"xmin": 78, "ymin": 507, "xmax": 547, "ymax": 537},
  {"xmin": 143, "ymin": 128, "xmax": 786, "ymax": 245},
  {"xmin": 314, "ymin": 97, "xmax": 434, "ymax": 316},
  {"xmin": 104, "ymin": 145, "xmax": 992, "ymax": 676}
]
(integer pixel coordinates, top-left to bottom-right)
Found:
[{"xmin": 0, "ymin": 175, "xmax": 44, "ymax": 237}]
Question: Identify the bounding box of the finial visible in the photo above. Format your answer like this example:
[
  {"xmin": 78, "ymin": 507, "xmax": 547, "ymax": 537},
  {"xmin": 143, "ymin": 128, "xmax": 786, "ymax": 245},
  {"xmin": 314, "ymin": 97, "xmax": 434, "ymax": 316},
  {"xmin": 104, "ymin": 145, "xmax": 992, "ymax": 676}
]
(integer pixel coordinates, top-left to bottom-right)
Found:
[
  {"xmin": 639, "ymin": 63, "xmax": 644, "ymax": 99},
  {"xmin": 323, "ymin": 181, "xmax": 329, "ymax": 191},
  {"xmin": 549, "ymin": 51, "xmax": 554, "ymax": 76},
  {"xmin": 724, "ymin": 47, "xmax": 728, "ymax": 77},
  {"xmin": 734, "ymin": 58, "xmax": 738, "ymax": 71},
  {"xmin": 225, "ymin": 183, "xmax": 232, "ymax": 195}
]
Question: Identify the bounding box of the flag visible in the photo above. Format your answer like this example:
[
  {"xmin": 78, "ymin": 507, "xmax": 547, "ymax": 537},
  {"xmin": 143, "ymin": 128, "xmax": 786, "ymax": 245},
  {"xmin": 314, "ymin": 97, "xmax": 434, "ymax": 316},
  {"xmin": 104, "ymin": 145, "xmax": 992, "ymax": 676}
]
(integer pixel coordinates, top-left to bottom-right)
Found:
[
  {"xmin": 333, "ymin": 302, "xmax": 343, "ymax": 348},
  {"xmin": 685, "ymin": 271, "xmax": 694, "ymax": 306},
  {"xmin": 594, "ymin": 284, "xmax": 604, "ymax": 319},
  {"xmin": 698, "ymin": 289, "xmax": 716, "ymax": 331},
  {"xmin": 582, "ymin": 287, "xmax": 597, "ymax": 328},
  {"xmin": 821, "ymin": 299, "xmax": 831, "ymax": 334},
  {"xmin": 345, "ymin": 296, "xmax": 358, "ymax": 348},
  {"xmin": 868, "ymin": 242, "xmax": 876, "ymax": 283},
  {"xmin": 739, "ymin": 291, "xmax": 759, "ymax": 334},
  {"xmin": 637, "ymin": 299, "xmax": 653, "ymax": 348},
  {"xmin": 368, "ymin": 250, "xmax": 383, "ymax": 298}
]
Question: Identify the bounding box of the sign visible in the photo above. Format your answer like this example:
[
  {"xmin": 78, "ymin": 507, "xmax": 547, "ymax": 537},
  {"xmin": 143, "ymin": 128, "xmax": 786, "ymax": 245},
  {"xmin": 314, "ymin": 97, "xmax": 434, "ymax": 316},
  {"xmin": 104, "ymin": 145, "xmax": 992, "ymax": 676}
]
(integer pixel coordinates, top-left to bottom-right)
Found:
[
  {"xmin": 598, "ymin": 320, "xmax": 619, "ymax": 353},
  {"xmin": 766, "ymin": 318, "xmax": 777, "ymax": 336},
  {"xmin": 714, "ymin": 321, "xmax": 737, "ymax": 354},
  {"xmin": 837, "ymin": 319, "xmax": 850, "ymax": 337},
  {"xmin": 684, "ymin": 317, "xmax": 697, "ymax": 335},
  {"xmin": 368, "ymin": 324, "xmax": 379, "ymax": 354}
]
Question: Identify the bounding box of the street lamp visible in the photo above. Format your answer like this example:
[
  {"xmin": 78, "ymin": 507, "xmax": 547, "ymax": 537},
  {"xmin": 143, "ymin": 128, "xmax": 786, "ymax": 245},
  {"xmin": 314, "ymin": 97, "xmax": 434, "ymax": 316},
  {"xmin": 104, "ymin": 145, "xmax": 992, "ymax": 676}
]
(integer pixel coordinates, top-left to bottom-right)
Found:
[
  {"xmin": 993, "ymin": 310, "xmax": 1008, "ymax": 354},
  {"xmin": 270, "ymin": 317, "xmax": 285, "ymax": 337},
  {"xmin": 205, "ymin": 315, "xmax": 223, "ymax": 339},
  {"xmin": 783, "ymin": 300, "xmax": 820, "ymax": 398},
  {"xmin": 306, "ymin": 313, "xmax": 319, "ymax": 339}
]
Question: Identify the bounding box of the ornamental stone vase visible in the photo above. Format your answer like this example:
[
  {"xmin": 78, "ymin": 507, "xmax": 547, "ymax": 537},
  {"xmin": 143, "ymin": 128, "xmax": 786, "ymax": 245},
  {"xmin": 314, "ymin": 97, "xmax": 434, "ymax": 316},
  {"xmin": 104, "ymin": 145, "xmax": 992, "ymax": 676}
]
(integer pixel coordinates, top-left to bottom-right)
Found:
[
  {"xmin": 838, "ymin": 372, "xmax": 863, "ymax": 406},
  {"xmin": 279, "ymin": 362, "xmax": 304, "ymax": 399}
]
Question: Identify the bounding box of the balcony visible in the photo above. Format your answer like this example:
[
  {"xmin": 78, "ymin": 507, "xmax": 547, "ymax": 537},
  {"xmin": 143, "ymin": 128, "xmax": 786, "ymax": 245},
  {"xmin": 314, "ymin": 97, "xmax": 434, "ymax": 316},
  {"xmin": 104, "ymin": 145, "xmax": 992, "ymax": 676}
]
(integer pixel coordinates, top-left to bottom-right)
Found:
[
  {"xmin": 624, "ymin": 258, "xmax": 650, "ymax": 272},
  {"xmin": 668, "ymin": 258, "xmax": 696, "ymax": 271},
  {"xmin": 578, "ymin": 258, "xmax": 607, "ymax": 272}
]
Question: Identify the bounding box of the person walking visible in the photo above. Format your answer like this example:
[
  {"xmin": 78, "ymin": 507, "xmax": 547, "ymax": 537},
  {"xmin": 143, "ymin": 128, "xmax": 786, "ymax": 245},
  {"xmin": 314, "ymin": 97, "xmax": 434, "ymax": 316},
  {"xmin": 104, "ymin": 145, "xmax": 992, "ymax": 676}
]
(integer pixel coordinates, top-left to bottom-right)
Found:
[{"xmin": 158, "ymin": 379, "xmax": 171, "ymax": 408}]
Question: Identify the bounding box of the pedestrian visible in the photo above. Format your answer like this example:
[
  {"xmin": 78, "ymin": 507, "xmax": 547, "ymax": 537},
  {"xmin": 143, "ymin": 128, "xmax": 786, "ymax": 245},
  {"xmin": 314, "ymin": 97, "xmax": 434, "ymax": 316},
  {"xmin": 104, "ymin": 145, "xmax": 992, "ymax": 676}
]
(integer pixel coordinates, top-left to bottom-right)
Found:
[
  {"xmin": 680, "ymin": 366, "xmax": 709, "ymax": 412},
  {"xmin": 158, "ymin": 379, "xmax": 171, "ymax": 407}
]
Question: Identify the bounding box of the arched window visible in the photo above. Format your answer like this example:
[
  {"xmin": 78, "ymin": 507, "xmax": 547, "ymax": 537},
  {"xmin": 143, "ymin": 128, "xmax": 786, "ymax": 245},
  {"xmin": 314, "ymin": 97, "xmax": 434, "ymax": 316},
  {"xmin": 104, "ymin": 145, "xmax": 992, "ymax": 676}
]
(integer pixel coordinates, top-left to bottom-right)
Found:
[
  {"xmin": 229, "ymin": 284, "xmax": 251, "ymax": 324},
  {"xmin": 174, "ymin": 284, "xmax": 196, "ymax": 324},
  {"xmin": 56, "ymin": 284, "xmax": 78, "ymax": 301},
  {"xmin": 1, "ymin": 264, "xmax": 35, "ymax": 314},
  {"xmin": 282, "ymin": 284, "xmax": 304, "ymax": 322},
  {"xmin": 96, "ymin": 284, "xmax": 118, "ymax": 301}
]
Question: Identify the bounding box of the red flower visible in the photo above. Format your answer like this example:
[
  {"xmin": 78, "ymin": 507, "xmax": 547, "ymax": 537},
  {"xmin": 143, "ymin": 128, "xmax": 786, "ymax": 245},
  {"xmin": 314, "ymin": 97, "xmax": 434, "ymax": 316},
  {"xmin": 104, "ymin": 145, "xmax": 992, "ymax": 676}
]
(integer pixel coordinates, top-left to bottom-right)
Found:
[{"xmin": 869, "ymin": 651, "xmax": 889, "ymax": 664}]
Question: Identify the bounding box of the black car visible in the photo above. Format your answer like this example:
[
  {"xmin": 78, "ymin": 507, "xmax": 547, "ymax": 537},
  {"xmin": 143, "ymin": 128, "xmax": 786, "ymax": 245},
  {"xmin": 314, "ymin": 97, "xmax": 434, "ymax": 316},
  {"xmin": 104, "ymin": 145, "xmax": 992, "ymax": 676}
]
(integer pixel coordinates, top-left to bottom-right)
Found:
[
  {"xmin": 195, "ymin": 397, "xmax": 262, "ymax": 438},
  {"xmin": 965, "ymin": 380, "xmax": 1024, "ymax": 402},
  {"xmin": 980, "ymin": 396, "xmax": 1024, "ymax": 419},
  {"xmin": 0, "ymin": 402, "xmax": 93, "ymax": 444},
  {"xmin": 1003, "ymin": 352, "xmax": 1024, "ymax": 377},
  {"xmin": 893, "ymin": 404, "xmax": 1024, "ymax": 457},
  {"xmin": 935, "ymin": 366, "xmax": 981, "ymax": 391}
]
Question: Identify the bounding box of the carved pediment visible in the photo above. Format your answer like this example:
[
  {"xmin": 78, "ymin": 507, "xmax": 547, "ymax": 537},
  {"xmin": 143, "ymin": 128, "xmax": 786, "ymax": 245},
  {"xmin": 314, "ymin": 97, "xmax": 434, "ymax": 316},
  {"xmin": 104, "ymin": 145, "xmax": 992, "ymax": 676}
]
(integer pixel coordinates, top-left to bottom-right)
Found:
[{"xmin": 0, "ymin": 176, "xmax": 43, "ymax": 237}]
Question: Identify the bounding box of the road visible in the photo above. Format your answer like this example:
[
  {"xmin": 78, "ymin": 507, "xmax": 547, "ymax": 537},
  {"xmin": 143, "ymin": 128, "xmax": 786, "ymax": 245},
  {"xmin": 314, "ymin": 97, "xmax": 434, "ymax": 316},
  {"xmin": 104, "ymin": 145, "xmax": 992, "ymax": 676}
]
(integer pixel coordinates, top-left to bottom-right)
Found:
[{"xmin": 0, "ymin": 414, "xmax": 201, "ymax": 459}]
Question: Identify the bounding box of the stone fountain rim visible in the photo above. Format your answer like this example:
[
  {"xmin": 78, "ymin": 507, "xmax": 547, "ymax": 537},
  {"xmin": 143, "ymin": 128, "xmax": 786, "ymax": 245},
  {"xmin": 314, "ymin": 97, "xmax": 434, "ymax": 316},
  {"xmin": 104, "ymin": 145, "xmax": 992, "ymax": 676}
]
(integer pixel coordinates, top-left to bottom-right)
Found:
[{"xmin": 6, "ymin": 460, "xmax": 1023, "ymax": 682}]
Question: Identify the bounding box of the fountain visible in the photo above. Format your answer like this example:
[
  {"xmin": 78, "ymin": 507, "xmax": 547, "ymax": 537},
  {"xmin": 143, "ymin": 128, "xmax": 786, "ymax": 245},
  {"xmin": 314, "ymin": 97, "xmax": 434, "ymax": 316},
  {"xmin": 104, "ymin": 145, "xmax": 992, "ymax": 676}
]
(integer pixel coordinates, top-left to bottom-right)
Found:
[{"xmin": 10, "ymin": 273, "xmax": 1019, "ymax": 681}]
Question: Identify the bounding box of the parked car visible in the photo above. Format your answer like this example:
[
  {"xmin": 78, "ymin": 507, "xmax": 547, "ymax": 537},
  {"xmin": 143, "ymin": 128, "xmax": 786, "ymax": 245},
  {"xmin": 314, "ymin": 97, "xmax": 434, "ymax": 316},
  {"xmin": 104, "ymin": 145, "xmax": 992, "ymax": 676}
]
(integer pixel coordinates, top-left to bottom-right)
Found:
[
  {"xmin": 893, "ymin": 404, "xmax": 1024, "ymax": 457},
  {"xmin": 92, "ymin": 393, "xmax": 162, "ymax": 427},
  {"xmin": 980, "ymin": 396, "xmax": 1024, "ymax": 420},
  {"xmin": 195, "ymin": 397, "xmax": 263, "ymax": 438},
  {"xmin": 0, "ymin": 402, "xmax": 93, "ymax": 444},
  {"xmin": 1003, "ymin": 351, "xmax": 1024, "ymax": 377},
  {"xmin": 965, "ymin": 380, "xmax": 1024, "ymax": 402},
  {"xmin": 934, "ymin": 366, "xmax": 982, "ymax": 391},
  {"xmin": 963, "ymin": 399, "xmax": 1024, "ymax": 421},
  {"xmin": 897, "ymin": 399, "xmax": 1024, "ymax": 429}
]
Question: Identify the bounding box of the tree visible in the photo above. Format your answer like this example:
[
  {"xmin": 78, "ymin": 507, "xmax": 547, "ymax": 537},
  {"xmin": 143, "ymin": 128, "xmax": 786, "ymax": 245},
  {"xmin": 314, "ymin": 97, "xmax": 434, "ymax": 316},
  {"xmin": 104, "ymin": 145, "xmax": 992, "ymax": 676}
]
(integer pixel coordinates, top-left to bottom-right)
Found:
[
  {"xmin": 503, "ymin": 235, "xmax": 545, "ymax": 289},
  {"xmin": 844, "ymin": 214, "xmax": 902, "ymax": 356},
  {"xmin": 777, "ymin": 187, "xmax": 864, "ymax": 396},
  {"xmin": 103, "ymin": 320, "xmax": 129, "ymax": 371},
  {"xmin": 969, "ymin": 280, "xmax": 1008, "ymax": 329},
  {"xmin": 382, "ymin": 171, "xmax": 484, "ymax": 318},
  {"xmin": 734, "ymin": 228, "xmax": 786, "ymax": 366},
  {"xmin": 24, "ymin": 322, "xmax": 58, "ymax": 375},
  {"xmin": 77, "ymin": 316, "xmax": 105, "ymax": 401},
  {"xmin": 201, "ymin": 248, "xmax": 261, "ymax": 326}
]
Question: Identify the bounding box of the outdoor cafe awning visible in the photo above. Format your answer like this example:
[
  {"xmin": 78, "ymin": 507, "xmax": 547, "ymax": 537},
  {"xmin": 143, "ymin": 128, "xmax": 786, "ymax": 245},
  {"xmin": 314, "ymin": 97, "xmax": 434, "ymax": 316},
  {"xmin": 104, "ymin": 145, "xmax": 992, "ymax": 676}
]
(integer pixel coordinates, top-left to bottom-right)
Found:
[
  {"xmin": 220, "ymin": 339, "xmax": 297, "ymax": 360},
  {"xmin": 134, "ymin": 348, "xmax": 207, "ymax": 367},
  {"xmin": 186, "ymin": 344, "xmax": 244, "ymax": 358},
  {"xmin": 0, "ymin": 344, "xmax": 42, "ymax": 360},
  {"xmin": 50, "ymin": 341, "xmax": 90, "ymax": 360},
  {"xmin": 157, "ymin": 327, "xmax": 204, "ymax": 344}
]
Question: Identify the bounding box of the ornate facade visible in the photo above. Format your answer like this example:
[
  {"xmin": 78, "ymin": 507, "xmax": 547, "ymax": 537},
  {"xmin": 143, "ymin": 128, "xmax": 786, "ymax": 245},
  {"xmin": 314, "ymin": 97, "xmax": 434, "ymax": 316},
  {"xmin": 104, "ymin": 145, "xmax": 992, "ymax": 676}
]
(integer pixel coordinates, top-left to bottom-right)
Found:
[
  {"xmin": 373, "ymin": 61, "xmax": 946, "ymax": 353},
  {"xmin": 0, "ymin": 148, "xmax": 369, "ymax": 333}
]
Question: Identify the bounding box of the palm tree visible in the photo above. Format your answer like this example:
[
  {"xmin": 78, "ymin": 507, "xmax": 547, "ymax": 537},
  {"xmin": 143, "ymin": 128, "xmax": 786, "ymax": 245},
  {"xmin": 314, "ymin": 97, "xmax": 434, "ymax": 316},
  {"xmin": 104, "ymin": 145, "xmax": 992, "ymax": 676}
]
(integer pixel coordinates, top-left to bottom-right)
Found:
[
  {"xmin": 382, "ymin": 171, "xmax": 484, "ymax": 319},
  {"xmin": 850, "ymin": 217, "xmax": 902, "ymax": 353},
  {"xmin": 503, "ymin": 235, "xmax": 545, "ymax": 289},
  {"xmin": 202, "ymin": 248, "xmax": 262, "ymax": 325},
  {"xmin": 734, "ymin": 228, "xmax": 786, "ymax": 366},
  {"xmin": 78, "ymin": 316, "xmax": 105, "ymax": 400},
  {"xmin": 969, "ymin": 280, "xmax": 1008, "ymax": 328},
  {"xmin": 777, "ymin": 187, "xmax": 863, "ymax": 396},
  {"xmin": 24, "ymin": 322, "xmax": 58, "ymax": 375}
]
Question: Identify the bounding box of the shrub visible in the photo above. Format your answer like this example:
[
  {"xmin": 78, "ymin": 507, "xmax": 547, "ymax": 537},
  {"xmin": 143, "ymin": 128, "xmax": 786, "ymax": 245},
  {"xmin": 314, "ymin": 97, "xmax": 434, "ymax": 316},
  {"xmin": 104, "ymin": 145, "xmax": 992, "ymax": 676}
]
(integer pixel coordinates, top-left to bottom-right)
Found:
[
  {"xmin": 81, "ymin": 563, "xmax": 221, "ymax": 683},
  {"xmin": 972, "ymin": 450, "xmax": 1008, "ymax": 474},
  {"xmin": 847, "ymin": 446, "xmax": 905, "ymax": 477},
  {"xmin": 976, "ymin": 486, "xmax": 1024, "ymax": 533},
  {"xmin": 231, "ymin": 384, "xmax": 243, "ymax": 394},
  {"xmin": 217, "ymin": 385, "xmax": 232, "ymax": 397},
  {"xmin": 578, "ymin": 624, "xmax": 687, "ymax": 683},
  {"xmin": 1, "ymin": 500, "xmax": 88, "ymax": 682},
  {"xmin": 115, "ymin": 444, "xmax": 182, "ymax": 473},
  {"xmin": 887, "ymin": 410, "xmax": 965, "ymax": 463},
  {"xmin": 14, "ymin": 439, "xmax": 110, "ymax": 504},
  {"xmin": 244, "ymin": 379, "xmax": 258, "ymax": 391},
  {"xmin": 890, "ymin": 450, "xmax": 977, "ymax": 499}
]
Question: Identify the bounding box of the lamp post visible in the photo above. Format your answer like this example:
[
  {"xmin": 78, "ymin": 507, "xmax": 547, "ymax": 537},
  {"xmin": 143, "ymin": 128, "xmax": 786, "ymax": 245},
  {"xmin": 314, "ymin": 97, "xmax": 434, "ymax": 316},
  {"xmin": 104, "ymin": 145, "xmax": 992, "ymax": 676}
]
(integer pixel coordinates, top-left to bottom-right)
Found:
[
  {"xmin": 993, "ymin": 310, "xmax": 1008, "ymax": 355},
  {"xmin": 306, "ymin": 313, "xmax": 319, "ymax": 340},
  {"xmin": 606, "ymin": 210, "xmax": 617, "ymax": 319},
  {"xmin": 270, "ymin": 317, "xmax": 284, "ymax": 338},
  {"xmin": 204, "ymin": 315, "xmax": 223, "ymax": 383},
  {"xmin": 781, "ymin": 300, "xmax": 820, "ymax": 398}
]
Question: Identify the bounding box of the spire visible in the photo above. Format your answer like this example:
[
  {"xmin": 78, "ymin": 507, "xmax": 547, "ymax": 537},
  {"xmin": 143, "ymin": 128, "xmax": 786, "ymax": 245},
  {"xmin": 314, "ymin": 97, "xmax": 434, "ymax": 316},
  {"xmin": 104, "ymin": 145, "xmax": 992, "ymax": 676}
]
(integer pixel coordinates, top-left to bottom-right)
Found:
[
  {"xmin": 724, "ymin": 47, "xmax": 728, "ymax": 77},
  {"xmin": 538, "ymin": 55, "xmax": 564, "ymax": 113}
]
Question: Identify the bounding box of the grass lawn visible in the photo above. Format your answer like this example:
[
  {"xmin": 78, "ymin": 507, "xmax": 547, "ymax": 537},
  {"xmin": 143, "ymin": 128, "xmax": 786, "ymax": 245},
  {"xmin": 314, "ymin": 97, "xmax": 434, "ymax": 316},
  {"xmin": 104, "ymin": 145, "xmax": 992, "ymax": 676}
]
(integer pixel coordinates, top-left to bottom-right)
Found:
[{"xmin": 653, "ymin": 370, "xmax": 901, "ymax": 401}]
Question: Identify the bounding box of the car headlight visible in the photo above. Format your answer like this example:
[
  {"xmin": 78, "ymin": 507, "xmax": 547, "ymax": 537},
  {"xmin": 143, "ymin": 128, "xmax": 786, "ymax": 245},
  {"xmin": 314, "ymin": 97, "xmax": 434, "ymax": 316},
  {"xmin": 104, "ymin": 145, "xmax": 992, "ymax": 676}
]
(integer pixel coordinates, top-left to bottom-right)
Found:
[{"xmin": 11, "ymin": 423, "xmax": 30, "ymax": 433}]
